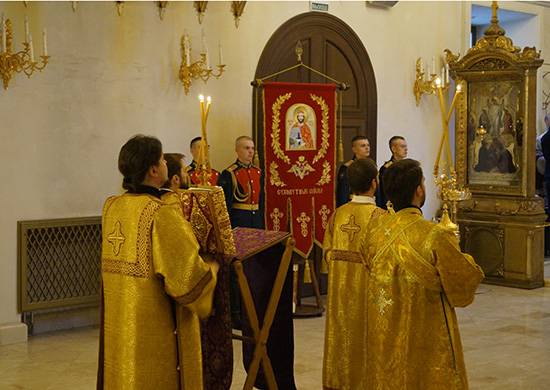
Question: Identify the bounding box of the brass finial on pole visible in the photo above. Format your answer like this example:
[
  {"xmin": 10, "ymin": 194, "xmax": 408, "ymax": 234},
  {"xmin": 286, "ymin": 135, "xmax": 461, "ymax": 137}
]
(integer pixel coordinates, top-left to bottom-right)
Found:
[{"xmin": 295, "ymin": 41, "xmax": 303, "ymax": 63}]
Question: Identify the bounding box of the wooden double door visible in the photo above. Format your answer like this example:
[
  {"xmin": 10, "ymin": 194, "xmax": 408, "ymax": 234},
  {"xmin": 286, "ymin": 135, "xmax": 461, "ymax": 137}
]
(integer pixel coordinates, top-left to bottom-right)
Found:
[{"xmin": 254, "ymin": 12, "xmax": 378, "ymax": 294}]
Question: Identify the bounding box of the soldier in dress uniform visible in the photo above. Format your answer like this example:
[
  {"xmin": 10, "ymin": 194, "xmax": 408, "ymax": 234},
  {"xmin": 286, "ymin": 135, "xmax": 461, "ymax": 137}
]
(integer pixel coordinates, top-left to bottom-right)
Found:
[
  {"xmin": 336, "ymin": 135, "xmax": 371, "ymax": 207},
  {"xmin": 186, "ymin": 136, "xmax": 220, "ymax": 186},
  {"xmin": 377, "ymin": 135, "xmax": 408, "ymax": 209},
  {"xmin": 219, "ymin": 135, "xmax": 296, "ymax": 390},
  {"xmin": 219, "ymin": 135, "xmax": 264, "ymax": 229}
]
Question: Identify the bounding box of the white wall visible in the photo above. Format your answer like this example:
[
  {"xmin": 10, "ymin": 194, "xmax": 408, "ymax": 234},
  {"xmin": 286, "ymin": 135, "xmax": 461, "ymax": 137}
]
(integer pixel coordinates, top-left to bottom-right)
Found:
[{"xmin": 0, "ymin": 1, "xmax": 548, "ymax": 337}]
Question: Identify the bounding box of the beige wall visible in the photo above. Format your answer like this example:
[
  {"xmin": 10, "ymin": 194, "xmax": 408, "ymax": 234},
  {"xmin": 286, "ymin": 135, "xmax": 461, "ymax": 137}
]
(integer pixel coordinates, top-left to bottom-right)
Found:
[{"xmin": 0, "ymin": 1, "xmax": 548, "ymax": 337}]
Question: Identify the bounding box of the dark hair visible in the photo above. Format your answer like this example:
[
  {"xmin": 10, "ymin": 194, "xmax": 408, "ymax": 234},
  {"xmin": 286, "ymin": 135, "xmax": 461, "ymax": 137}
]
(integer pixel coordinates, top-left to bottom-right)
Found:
[
  {"xmin": 351, "ymin": 135, "xmax": 369, "ymax": 146},
  {"xmin": 388, "ymin": 135, "xmax": 405, "ymax": 150},
  {"xmin": 163, "ymin": 153, "xmax": 184, "ymax": 187},
  {"xmin": 118, "ymin": 135, "xmax": 163, "ymax": 191},
  {"xmin": 190, "ymin": 136, "xmax": 202, "ymax": 149},
  {"xmin": 348, "ymin": 158, "xmax": 378, "ymax": 195},
  {"xmin": 383, "ymin": 158, "xmax": 423, "ymax": 211}
]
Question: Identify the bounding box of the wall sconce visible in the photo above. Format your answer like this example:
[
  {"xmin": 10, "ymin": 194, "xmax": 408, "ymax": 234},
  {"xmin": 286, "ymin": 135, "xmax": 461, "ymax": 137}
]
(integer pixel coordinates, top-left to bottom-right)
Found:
[
  {"xmin": 158, "ymin": 1, "xmax": 168, "ymax": 21},
  {"xmin": 116, "ymin": 1, "xmax": 124, "ymax": 16},
  {"xmin": 194, "ymin": 1, "xmax": 208, "ymax": 24},
  {"xmin": 413, "ymin": 56, "xmax": 450, "ymax": 106},
  {"xmin": 231, "ymin": 1, "xmax": 246, "ymax": 28},
  {"xmin": 178, "ymin": 32, "xmax": 225, "ymax": 95},
  {"xmin": 0, "ymin": 14, "xmax": 49, "ymax": 90}
]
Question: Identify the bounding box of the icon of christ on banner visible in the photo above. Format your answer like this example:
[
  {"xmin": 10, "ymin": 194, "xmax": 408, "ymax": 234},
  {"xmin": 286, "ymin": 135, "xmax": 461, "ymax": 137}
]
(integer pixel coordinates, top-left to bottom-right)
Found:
[{"xmin": 286, "ymin": 104, "xmax": 317, "ymax": 150}]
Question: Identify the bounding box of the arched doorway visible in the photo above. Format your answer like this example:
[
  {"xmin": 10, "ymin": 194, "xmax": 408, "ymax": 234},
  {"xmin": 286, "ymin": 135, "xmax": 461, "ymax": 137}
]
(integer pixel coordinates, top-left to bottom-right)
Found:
[
  {"xmin": 254, "ymin": 12, "xmax": 377, "ymax": 162},
  {"xmin": 253, "ymin": 12, "xmax": 377, "ymax": 297}
]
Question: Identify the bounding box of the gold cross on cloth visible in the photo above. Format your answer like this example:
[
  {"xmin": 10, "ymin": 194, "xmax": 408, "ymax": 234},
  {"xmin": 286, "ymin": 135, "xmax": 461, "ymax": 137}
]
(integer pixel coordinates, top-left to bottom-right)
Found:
[
  {"xmin": 340, "ymin": 215, "xmax": 361, "ymax": 242},
  {"xmin": 107, "ymin": 221, "xmax": 126, "ymax": 256},
  {"xmin": 270, "ymin": 207, "xmax": 284, "ymax": 231}
]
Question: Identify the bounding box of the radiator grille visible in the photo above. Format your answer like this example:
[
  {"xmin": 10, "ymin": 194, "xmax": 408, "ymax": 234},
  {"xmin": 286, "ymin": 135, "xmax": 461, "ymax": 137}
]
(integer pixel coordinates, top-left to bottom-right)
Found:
[{"xmin": 18, "ymin": 217, "xmax": 102, "ymax": 312}]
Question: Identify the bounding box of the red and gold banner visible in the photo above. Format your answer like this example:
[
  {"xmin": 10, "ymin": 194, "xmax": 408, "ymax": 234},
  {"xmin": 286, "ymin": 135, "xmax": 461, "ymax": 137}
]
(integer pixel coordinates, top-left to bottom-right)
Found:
[{"xmin": 263, "ymin": 82, "xmax": 336, "ymax": 257}]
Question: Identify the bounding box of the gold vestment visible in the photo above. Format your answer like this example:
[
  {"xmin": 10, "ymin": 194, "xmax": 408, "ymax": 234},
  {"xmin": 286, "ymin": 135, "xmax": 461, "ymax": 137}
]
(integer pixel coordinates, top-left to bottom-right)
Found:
[
  {"xmin": 362, "ymin": 207, "xmax": 484, "ymax": 390},
  {"xmin": 98, "ymin": 193, "xmax": 216, "ymax": 390},
  {"xmin": 322, "ymin": 198, "xmax": 384, "ymax": 390}
]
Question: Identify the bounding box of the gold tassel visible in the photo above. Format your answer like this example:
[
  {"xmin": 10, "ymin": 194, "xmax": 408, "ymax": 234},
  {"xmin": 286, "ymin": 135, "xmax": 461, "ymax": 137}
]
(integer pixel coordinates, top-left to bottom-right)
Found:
[
  {"xmin": 337, "ymin": 138, "xmax": 344, "ymax": 163},
  {"xmin": 253, "ymin": 151, "xmax": 260, "ymax": 167},
  {"xmin": 387, "ymin": 201, "xmax": 396, "ymax": 215},
  {"xmin": 303, "ymin": 259, "xmax": 312, "ymax": 284}
]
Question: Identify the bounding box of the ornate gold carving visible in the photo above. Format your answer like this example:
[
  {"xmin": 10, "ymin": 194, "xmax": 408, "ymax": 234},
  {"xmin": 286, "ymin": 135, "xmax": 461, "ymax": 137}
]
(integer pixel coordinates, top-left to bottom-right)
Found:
[
  {"xmin": 287, "ymin": 155, "xmax": 315, "ymax": 179},
  {"xmin": 271, "ymin": 93, "xmax": 292, "ymax": 164},
  {"xmin": 316, "ymin": 161, "xmax": 331, "ymax": 186},
  {"xmin": 318, "ymin": 205, "xmax": 330, "ymax": 230},
  {"xmin": 310, "ymin": 93, "xmax": 330, "ymax": 164},
  {"xmin": 107, "ymin": 221, "xmax": 125, "ymax": 256},
  {"xmin": 269, "ymin": 161, "xmax": 286, "ymax": 187},
  {"xmin": 471, "ymin": 58, "xmax": 510, "ymax": 71},
  {"xmin": 270, "ymin": 208, "xmax": 284, "ymax": 231},
  {"xmin": 340, "ymin": 215, "xmax": 361, "ymax": 242},
  {"xmin": 296, "ymin": 212, "xmax": 311, "ymax": 238}
]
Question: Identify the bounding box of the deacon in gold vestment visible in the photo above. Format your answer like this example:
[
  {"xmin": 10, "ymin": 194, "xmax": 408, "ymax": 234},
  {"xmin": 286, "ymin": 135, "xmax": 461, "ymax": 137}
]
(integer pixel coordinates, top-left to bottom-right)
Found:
[
  {"xmin": 97, "ymin": 135, "xmax": 218, "ymax": 390},
  {"xmin": 362, "ymin": 159, "xmax": 484, "ymax": 390},
  {"xmin": 322, "ymin": 158, "xmax": 385, "ymax": 390}
]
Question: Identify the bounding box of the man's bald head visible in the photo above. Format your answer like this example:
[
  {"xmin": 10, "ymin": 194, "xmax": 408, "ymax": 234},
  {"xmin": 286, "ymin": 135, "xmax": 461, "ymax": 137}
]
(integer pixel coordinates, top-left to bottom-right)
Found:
[{"xmin": 235, "ymin": 136, "xmax": 255, "ymax": 164}]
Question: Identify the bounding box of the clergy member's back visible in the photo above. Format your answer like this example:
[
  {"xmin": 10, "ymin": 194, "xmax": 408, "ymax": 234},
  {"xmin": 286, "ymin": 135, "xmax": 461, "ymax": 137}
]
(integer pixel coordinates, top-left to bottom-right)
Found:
[
  {"xmin": 322, "ymin": 198, "xmax": 384, "ymax": 390},
  {"xmin": 362, "ymin": 208, "xmax": 484, "ymax": 390},
  {"xmin": 99, "ymin": 193, "xmax": 215, "ymax": 390}
]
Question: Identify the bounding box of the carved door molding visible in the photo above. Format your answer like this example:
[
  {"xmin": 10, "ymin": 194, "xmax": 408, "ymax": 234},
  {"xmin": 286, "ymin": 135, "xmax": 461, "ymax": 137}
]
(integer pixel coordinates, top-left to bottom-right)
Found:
[{"xmin": 254, "ymin": 12, "xmax": 378, "ymax": 163}]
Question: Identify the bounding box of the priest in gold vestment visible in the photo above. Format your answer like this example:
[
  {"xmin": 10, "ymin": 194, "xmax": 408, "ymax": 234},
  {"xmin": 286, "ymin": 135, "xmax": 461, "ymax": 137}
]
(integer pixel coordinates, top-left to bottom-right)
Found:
[
  {"xmin": 97, "ymin": 135, "xmax": 218, "ymax": 390},
  {"xmin": 361, "ymin": 159, "xmax": 484, "ymax": 390},
  {"xmin": 322, "ymin": 158, "xmax": 385, "ymax": 390}
]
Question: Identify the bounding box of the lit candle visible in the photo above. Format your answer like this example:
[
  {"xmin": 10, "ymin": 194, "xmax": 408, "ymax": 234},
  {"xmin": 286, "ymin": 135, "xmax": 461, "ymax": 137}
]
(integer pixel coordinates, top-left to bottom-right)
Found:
[
  {"xmin": 29, "ymin": 34, "xmax": 34, "ymax": 62},
  {"xmin": 456, "ymin": 83, "xmax": 462, "ymax": 93},
  {"xmin": 2, "ymin": 14, "xmax": 6, "ymax": 53},
  {"xmin": 24, "ymin": 16, "xmax": 29, "ymax": 42},
  {"xmin": 431, "ymin": 56, "xmax": 435, "ymax": 75},
  {"xmin": 419, "ymin": 57, "xmax": 424, "ymax": 74},
  {"xmin": 42, "ymin": 28, "xmax": 47, "ymax": 56},
  {"xmin": 218, "ymin": 42, "xmax": 223, "ymax": 66},
  {"xmin": 435, "ymin": 77, "xmax": 441, "ymax": 88},
  {"xmin": 441, "ymin": 66, "xmax": 445, "ymax": 85},
  {"xmin": 445, "ymin": 64, "xmax": 450, "ymax": 85}
]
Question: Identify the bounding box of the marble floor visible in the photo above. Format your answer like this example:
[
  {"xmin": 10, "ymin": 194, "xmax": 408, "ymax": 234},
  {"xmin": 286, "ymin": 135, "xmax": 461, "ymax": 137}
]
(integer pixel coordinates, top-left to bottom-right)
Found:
[{"xmin": 1, "ymin": 284, "xmax": 550, "ymax": 390}]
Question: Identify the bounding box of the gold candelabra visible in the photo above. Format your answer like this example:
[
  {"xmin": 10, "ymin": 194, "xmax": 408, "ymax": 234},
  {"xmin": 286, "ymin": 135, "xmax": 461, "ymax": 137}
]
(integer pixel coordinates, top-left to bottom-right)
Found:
[
  {"xmin": 413, "ymin": 57, "xmax": 451, "ymax": 106},
  {"xmin": 0, "ymin": 15, "xmax": 49, "ymax": 90},
  {"xmin": 432, "ymin": 76, "xmax": 471, "ymax": 238},
  {"xmin": 178, "ymin": 32, "xmax": 225, "ymax": 95},
  {"xmin": 195, "ymin": 94, "xmax": 214, "ymax": 186}
]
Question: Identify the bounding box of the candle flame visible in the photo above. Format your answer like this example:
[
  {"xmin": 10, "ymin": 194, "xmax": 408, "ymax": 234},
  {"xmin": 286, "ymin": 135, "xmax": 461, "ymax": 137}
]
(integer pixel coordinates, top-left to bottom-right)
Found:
[
  {"xmin": 435, "ymin": 77, "xmax": 441, "ymax": 87},
  {"xmin": 456, "ymin": 84, "xmax": 462, "ymax": 92},
  {"xmin": 199, "ymin": 94, "xmax": 204, "ymax": 102},
  {"xmin": 207, "ymin": 96, "xmax": 211, "ymax": 103}
]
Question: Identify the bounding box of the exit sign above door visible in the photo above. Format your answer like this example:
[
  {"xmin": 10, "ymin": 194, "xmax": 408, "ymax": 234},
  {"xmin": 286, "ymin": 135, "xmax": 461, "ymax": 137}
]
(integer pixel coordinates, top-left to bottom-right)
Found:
[{"xmin": 310, "ymin": 1, "xmax": 329, "ymax": 12}]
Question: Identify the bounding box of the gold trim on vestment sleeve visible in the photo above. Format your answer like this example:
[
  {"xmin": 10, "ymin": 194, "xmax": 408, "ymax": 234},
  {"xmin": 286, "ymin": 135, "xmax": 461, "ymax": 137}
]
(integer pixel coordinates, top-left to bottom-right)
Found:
[{"xmin": 152, "ymin": 204, "xmax": 215, "ymax": 313}]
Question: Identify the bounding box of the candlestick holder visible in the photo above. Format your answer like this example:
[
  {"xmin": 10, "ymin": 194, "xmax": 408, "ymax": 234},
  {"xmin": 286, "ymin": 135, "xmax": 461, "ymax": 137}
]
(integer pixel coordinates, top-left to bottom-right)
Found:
[
  {"xmin": 0, "ymin": 18, "xmax": 49, "ymax": 90},
  {"xmin": 413, "ymin": 57, "xmax": 450, "ymax": 106},
  {"xmin": 178, "ymin": 34, "xmax": 225, "ymax": 95}
]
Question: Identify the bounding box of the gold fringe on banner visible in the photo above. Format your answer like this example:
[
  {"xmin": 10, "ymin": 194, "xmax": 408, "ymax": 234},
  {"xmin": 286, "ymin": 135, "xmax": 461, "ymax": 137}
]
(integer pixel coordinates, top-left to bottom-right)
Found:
[
  {"xmin": 303, "ymin": 259, "xmax": 312, "ymax": 284},
  {"xmin": 337, "ymin": 91, "xmax": 344, "ymax": 163}
]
